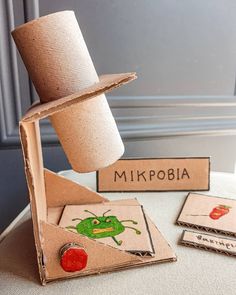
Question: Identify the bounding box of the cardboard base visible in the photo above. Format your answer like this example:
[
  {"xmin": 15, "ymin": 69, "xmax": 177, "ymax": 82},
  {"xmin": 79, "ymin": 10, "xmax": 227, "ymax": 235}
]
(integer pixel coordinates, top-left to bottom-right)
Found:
[
  {"xmin": 42, "ymin": 219, "xmax": 177, "ymax": 284},
  {"xmin": 42, "ymin": 172, "xmax": 176, "ymax": 284},
  {"xmin": 19, "ymin": 119, "xmax": 176, "ymax": 285}
]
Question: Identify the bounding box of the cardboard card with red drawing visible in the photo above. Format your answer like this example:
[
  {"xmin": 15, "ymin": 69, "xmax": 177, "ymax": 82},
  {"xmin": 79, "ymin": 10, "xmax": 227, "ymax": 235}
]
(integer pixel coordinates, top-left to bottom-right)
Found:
[
  {"xmin": 177, "ymin": 193, "xmax": 236, "ymax": 236},
  {"xmin": 59, "ymin": 202, "xmax": 154, "ymax": 256}
]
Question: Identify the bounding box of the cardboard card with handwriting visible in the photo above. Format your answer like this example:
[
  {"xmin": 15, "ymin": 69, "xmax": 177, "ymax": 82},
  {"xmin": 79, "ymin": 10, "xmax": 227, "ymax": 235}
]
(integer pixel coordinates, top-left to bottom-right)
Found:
[
  {"xmin": 180, "ymin": 230, "xmax": 236, "ymax": 257},
  {"xmin": 177, "ymin": 193, "xmax": 236, "ymax": 236},
  {"xmin": 59, "ymin": 203, "xmax": 154, "ymax": 256},
  {"xmin": 97, "ymin": 158, "xmax": 210, "ymax": 192}
]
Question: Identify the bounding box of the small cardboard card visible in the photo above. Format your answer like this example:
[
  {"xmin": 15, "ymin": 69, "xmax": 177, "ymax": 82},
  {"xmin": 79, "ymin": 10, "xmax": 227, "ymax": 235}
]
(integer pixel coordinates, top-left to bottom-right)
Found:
[
  {"xmin": 180, "ymin": 230, "xmax": 236, "ymax": 257},
  {"xmin": 177, "ymin": 193, "xmax": 236, "ymax": 236},
  {"xmin": 59, "ymin": 202, "xmax": 154, "ymax": 256},
  {"xmin": 97, "ymin": 158, "xmax": 210, "ymax": 192}
]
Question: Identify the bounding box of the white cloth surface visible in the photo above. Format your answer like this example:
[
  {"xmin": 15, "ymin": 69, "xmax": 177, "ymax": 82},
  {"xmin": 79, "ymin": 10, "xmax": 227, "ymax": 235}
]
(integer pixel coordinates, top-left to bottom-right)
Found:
[{"xmin": 0, "ymin": 171, "xmax": 236, "ymax": 295}]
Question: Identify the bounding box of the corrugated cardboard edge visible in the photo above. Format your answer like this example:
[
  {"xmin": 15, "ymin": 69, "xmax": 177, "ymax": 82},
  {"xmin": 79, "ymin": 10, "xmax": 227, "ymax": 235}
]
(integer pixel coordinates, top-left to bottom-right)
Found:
[
  {"xmin": 176, "ymin": 222, "xmax": 236, "ymax": 237},
  {"xmin": 22, "ymin": 73, "xmax": 136, "ymax": 122},
  {"xmin": 176, "ymin": 193, "xmax": 236, "ymax": 237},
  {"xmin": 19, "ymin": 121, "xmax": 47, "ymax": 284},
  {"xmin": 179, "ymin": 230, "xmax": 236, "ymax": 257}
]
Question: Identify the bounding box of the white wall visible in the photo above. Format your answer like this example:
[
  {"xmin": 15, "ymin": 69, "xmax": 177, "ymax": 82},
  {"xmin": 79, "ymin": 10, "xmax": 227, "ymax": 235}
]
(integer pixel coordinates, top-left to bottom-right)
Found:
[{"xmin": 1, "ymin": 0, "xmax": 236, "ymax": 233}]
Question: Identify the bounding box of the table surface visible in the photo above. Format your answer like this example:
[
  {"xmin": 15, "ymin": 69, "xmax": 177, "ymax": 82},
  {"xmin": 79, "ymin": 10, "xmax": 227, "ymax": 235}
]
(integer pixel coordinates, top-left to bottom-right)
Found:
[{"xmin": 1, "ymin": 171, "xmax": 236, "ymax": 295}]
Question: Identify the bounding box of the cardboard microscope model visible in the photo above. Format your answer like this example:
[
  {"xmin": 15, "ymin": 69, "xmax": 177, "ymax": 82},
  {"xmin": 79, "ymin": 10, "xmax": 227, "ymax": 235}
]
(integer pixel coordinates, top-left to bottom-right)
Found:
[{"xmin": 12, "ymin": 11, "xmax": 176, "ymax": 284}]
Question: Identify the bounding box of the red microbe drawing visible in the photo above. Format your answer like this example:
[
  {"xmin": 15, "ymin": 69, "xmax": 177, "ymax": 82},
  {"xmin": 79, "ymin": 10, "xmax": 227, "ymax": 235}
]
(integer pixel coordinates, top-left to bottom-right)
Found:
[
  {"xmin": 209, "ymin": 205, "xmax": 231, "ymax": 220},
  {"xmin": 186, "ymin": 204, "xmax": 231, "ymax": 220}
]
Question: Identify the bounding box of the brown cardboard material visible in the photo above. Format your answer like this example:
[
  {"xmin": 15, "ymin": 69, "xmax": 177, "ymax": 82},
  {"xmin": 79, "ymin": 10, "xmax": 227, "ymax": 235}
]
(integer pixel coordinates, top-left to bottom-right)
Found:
[
  {"xmin": 176, "ymin": 193, "xmax": 236, "ymax": 236},
  {"xmin": 58, "ymin": 203, "xmax": 154, "ymax": 255},
  {"xmin": 180, "ymin": 230, "xmax": 236, "ymax": 257},
  {"xmin": 41, "ymin": 217, "xmax": 177, "ymax": 283},
  {"xmin": 12, "ymin": 11, "xmax": 137, "ymax": 172},
  {"xmin": 45, "ymin": 169, "xmax": 107, "ymax": 208},
  {"xmin": 14, "ymin": 10, "xmax": 176, "ymax": 285},
  {"xmin": 50, "ymin": 96, "xmax": 124, "ymax": 172},
  {"xmin": 41, "ymin": 221, "xmax": 141, "ymax": 282},
  {"xmin": 12, "ymin": 11, "xmax": 102, "ymax": 104},
  {"xmin": 97, "ymin": 158, "xmax": 210, "ymax": 192},
  {"xmin": 19, "ymin": 118, "xmax": 176, "ymax": 284},
  {"xmin": 44, "ymin": 200, "xmax": 176, "ymax": 283},
  {"xmin": 47, "ymin": 207, "xmax": 64, "ymax": 225},
  {"xmin": 21, "ymin": 73, "xmax": 136, "ymax": 123},
  {"xmin": 19, "ymin": 121, "xmax": 47, "ymax": 284}
]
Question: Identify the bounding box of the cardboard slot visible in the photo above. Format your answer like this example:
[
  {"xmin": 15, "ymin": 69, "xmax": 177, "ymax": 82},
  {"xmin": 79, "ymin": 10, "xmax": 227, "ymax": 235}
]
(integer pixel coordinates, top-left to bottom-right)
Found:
[
  {"xmin": 47, "ymin": 207, "xmax": 64, "ymax": 225},
  {"xmin": 58, "ymin": 202, "xmax": 154, "ymax": 256},
  {"xmin": 45, "ymin": 198, "xmax": 176, "ymax": 283}
]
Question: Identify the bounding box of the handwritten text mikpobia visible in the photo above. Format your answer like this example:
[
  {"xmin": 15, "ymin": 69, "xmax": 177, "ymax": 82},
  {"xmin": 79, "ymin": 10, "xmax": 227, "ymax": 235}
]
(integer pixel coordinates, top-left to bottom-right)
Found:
[{"xmin": 114, "ymin": 168, "xmax": 190, "ymax": 182}]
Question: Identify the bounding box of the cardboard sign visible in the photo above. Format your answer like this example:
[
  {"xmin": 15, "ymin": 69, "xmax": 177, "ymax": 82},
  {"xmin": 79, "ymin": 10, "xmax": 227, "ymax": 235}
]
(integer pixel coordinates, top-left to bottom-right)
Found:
[
  {"xmin": 59, "ymin": 202, "xmax": 154, "ymax": 256},
  {"xmin": 177, "ymin": 193, "xmax": 236, "ymax": 236},
  {"xmin": 180, "ymin": 230, "xmax": 236, "ymax": 257},
  {"xmin": 97, "ymin": 158, "xmax": 210, "ymax": 192}
]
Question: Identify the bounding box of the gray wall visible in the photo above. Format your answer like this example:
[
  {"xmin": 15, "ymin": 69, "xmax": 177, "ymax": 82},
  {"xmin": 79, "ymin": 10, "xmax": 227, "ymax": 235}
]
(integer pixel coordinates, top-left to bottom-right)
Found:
[{"xmin": 1, "ymin": 0, "xmax": 236, "ymax": 233}]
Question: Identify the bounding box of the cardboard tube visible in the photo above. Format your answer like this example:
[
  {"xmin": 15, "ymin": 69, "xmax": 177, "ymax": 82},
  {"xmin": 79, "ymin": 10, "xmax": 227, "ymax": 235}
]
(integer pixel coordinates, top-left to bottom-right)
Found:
[
  {"xmin": 12, "ymin": 11, "xmax": 124, "ymax": 172},
  {"xmin": 12, "ymin": 11, "xmax": 99, "ymax": 102},
  {"xmin": 50, "ymin": 96, "xmax": 124, "ymax": 172}
]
